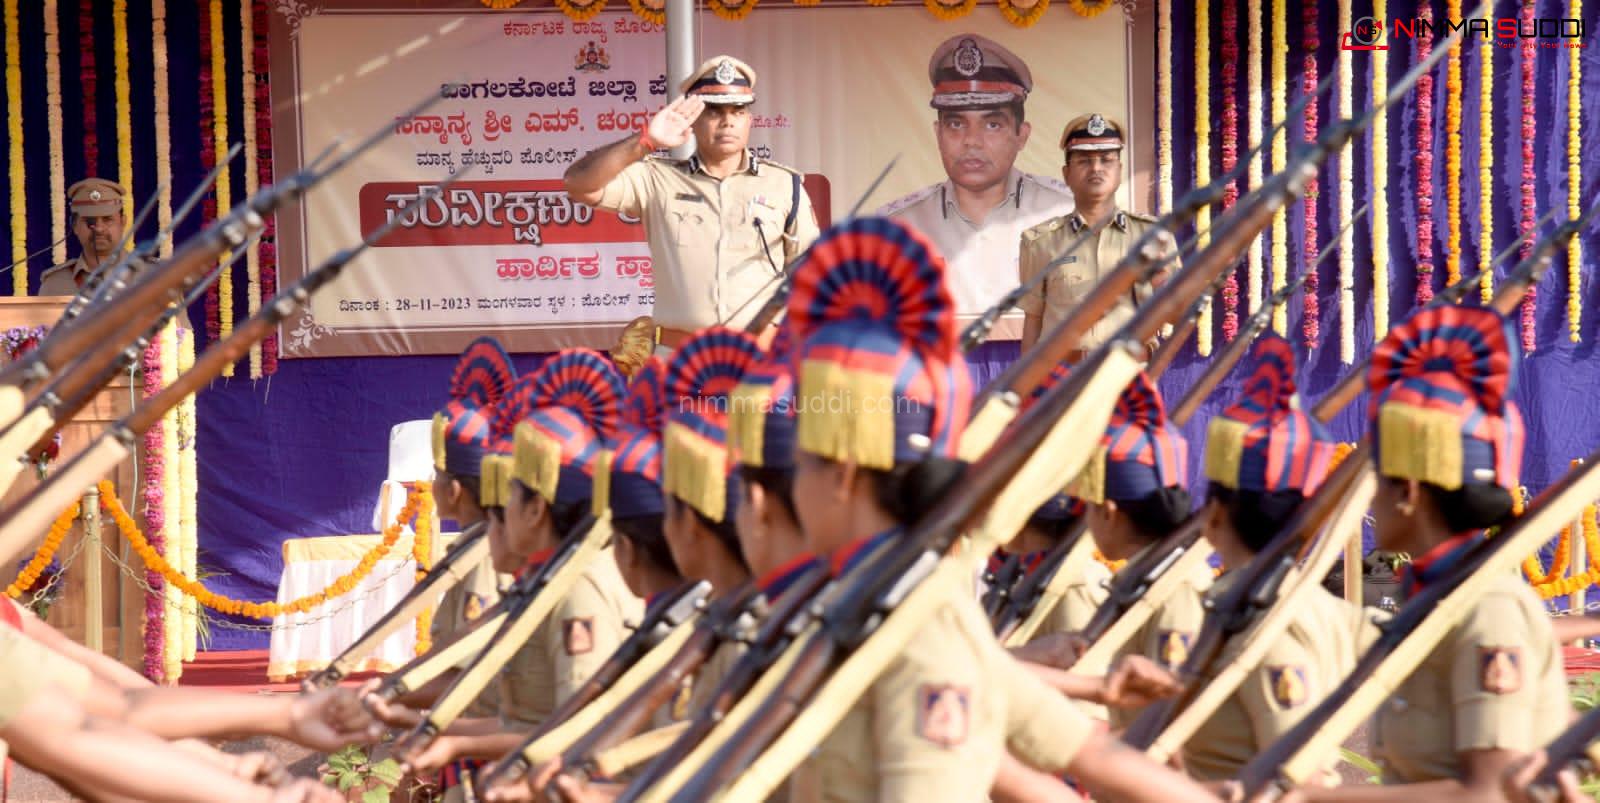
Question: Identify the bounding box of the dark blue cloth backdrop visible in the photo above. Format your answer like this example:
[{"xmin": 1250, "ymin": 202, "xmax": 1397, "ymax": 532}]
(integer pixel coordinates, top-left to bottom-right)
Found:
[{"xmin": 3, "ymin": 2, "xmax": 1599, "ymax": 648}]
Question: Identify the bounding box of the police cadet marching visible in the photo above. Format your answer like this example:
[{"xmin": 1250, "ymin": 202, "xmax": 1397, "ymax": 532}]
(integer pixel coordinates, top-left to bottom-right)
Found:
[
  {"xmin": 428, "ymin": 338, "xmax": 518, "ymax": 799},
  {"xmin": 770, "ymin": 216, "xmax": 1213, "ymax": 802},
  {"xmin": 882, "ymin": 33, "xmax": 1073, "ymax": 325},
  {"xmin": 565, "ymin": 57, "xmax": 820, "ymax": 354},
  {"xmin": 1279, "ymin": 304, "xmax": 1572, "ymax": 802},
  {"xmin": 1017, "ymin": 114, "xmax": 1166, "ymax": 358}
]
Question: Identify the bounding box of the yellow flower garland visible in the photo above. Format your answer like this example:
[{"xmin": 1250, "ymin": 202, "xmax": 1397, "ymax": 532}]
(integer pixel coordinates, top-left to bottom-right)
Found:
[
  {"xmin": 1370, "ymin": 0, "xmax": 1388, "ymax": 341},
  {"xmin": 241, "ymin": 0, "xmax": 262, "ymax": 379},
  {"xmin": 924, "ymin": 0, "xmax": 976, "ymax": 20},
  {"xmin": 1337, "ymin": 0, "xmax": 1354, "ymax": 363},
  {"xmin": 627, "ymin": 0, "xmax": 665, "ymax": 22},
  {"xmin": 153, "ymin": 0, "xmax": 172, "ymax": 260},
  {"xmin": 6, "ymin": 0, "xmax": 24, "ymax": 296},
  {"xmin": 1268, "ymin": 0, "xmax": 1286, "ymax": 335},
  {"xmin": 1064, "ymin": 0, "xmax": 1115, "ymax": 17},
  {"xmin": 1244, "ymin": 0, "xmax": 1263, "ymax": 315},
  {"xmin": 162, "ymin": 320, "xmax": 181, "ymax": 680},
  {"xmin": 1194, "ymin": 0, "xmax": 1212, "ymax": 357},
  {"xmin": 1478, "ymin": 36, "xmax": 1493, "ymax": 304},
  {"xmin": 1156, "ymin": 0, "xmax": 1171, "ymax": 211},
  {"xmin": 1444, "ymin": 0, "xmax": 1463, "ymax": 286},
  {"xmin": 209, "ymin": 0, "xmax": 234, "ymax": 376},
  {"xmin": 481, "ymin": 0, "xmax": 526, "ymax": 7},
  {"xmin": 998, "ymin": 0, "xmax": 1048, "ymax": 28},
  {"xmin": 553, "ymin": 0, "xmax": 608, "ymax": 22},
  {"xmin": 115, "ymin": 0, "xmax": 133, "ymax": 229},
  {"xmin": 709, "ymin": 0, "xmax": 761, "ymax": 21},
  {"xmin": 105, "ymin": 480, "xmax": 434, "ymax": 619},
  {"xmin": 1569, "ymin": 0, "xmax": 1583, "ymax": 343},
  {"xmin": 178, "ymin": 326, "xmax": 199, "ymax": 663},
  {"xmin": 413, "ymin": 492, "xmax": 432, "ymax": 655},
  {"xmin": 44, "ymin": 0, "xmax": 65, "ymax": 267},
  {"xmin": 5, "ymin": 503, "xmax": 80, "ymax": 598}
]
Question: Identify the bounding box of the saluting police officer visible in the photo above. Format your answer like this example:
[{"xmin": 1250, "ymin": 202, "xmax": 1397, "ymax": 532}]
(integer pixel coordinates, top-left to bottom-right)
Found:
[
  {"xmin": 565, "ymin": 57, "xmax": 820, "ymax": 356},
  {"xmin": 1017, "ymin": 114, "xmax": 1167, "ymax": 358}
]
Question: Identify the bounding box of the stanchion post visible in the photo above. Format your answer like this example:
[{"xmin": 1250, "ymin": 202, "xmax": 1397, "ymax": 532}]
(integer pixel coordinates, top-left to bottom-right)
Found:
[
  {"xmin": 82, "ymin": 485, "xmax": 102, "ymax": 653},
  {"xmin": 1571, "ymin": 458, "xmax": 1589, "ymax": 646}
]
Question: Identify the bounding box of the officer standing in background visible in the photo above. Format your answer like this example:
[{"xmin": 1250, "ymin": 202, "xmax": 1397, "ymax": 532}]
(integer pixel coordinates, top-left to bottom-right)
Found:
[
  {"xmin": 39, "ymin": 178, "xmax": 139, "ymax": 297},
  {"xmin": 564, "ymin": 56, "xmax": 819, "ymax": 356}
]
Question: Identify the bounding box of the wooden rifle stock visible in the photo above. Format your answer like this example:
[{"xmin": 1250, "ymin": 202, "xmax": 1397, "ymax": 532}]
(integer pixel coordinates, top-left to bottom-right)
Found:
[
  {"xmin": 980, "ymin": 552, "xmax": 1026, "ymax": 621},
  {"xmin": 545, "ymin": 585, "xmax": 763, "ymax": 799},
  {"xmin": 1238, "ymin": 453, "xmax": 1600, "ymax": 797},
  {"xmin": 1526, "ymin": 706, "xmax": 1600, "ymax": 800},
  {"xmin": 370, "ymin": 598, "xmax": 513, "ymax": 703},
  {"xmin": 993, "ymin": 524, "xmax": 1090, "ymax": 644},
  {"xmin": 617, "ymin": 566, "xmax": 829, "ymax": 801},
  {"xmin": 304, "ymin": 522, "xmax": 490, "ymax": 690}
]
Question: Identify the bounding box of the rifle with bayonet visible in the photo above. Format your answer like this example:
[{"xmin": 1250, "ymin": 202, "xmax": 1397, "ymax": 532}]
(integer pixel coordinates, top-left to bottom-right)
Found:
[
  {"xmin": 659, "ymin": 94, "xmax": 1336, "ymax": 802},
  {"xmin": 0, "ymin": 165, "xmax": 467, "ymax": 568},
  {"xmin": 1116, "ymin": 197, "xmax": 1598, "ymax": 762},
  {"xmin": 388, "ymin": 512, "xmax": 610, "ymax": 757},
  {"xmin": 1522, "ymin": 706, "xmax": 1600, "ymax": 803},
  {"xmin": 304, "ymin": 520, "xmax": 493, "ymax": 690}
]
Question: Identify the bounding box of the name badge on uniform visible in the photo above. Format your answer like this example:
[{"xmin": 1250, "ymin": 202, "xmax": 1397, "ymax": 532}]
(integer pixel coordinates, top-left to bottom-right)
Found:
[
  {"xmin": 675, "ymin": 193, "xmax": 705, "ymax": 203},
  {"xmin": 1056, "ymin": 256, "xmax": 1079, "ymax": 265},
  {"xmin": 1480, "ymin": 647, "xmax": 1523, "ymax": 694},
  {"xmin": 916, "ymin": 684, "xmax": 970, "ymax": 748},
  {"xmin": 563, "ymin": 617, "xmax": 595, "ymax": 656},
  {"xmin": 1267, "ymin": 664, "xmax": 1309, "ymax": 708}
]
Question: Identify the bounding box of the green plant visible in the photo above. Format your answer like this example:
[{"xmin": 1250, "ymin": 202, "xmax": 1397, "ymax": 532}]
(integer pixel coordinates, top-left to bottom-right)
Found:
[
  {"xmin": 319, "ymin": 745, "xmax": 403, "ymax": 803},
  {"xmin": 1338, "ymin": 747, "xmax": 1383, "ymax": 784},
  {"xmin": 1570, "ymin": 672, "xmax": 1600, "ymax": 713}
]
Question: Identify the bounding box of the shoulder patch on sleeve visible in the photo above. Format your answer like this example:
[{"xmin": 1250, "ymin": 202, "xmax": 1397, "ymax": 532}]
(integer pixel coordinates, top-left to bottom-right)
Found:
[
  {"xmin": 916, "ymin": 684, "xmax": 971, "ymax": 747},
  {"xmin": 1267, "ymin": 664, "xmax": 1309, "ymax": 708},
  {"xmin": 1157, "ymin": 630, "xmax": 1193, "ymax": 669},
  {"xmin": 878, "ymin": 185, "xmax": 940, "ymax": 217},
  {"xmin": 1480, "ymin": 647, "xmax": 1523, "ymax": 694},
  {"xmin": 562, "ymin": 617, "xmax": 596, "ymax": 656}
]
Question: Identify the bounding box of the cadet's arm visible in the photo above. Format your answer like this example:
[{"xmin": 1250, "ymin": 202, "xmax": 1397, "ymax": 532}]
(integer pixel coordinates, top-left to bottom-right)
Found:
[
  {"xmin": 1550, "ymin": 614, "xmax": 1600, "ymax": 645},
  {"xmin": 1294, "ymin": 749, "xmax": 1521, "ymax": 803},
  {"xmin": 83, "ymin": 682, "xmax": 378, "ymax": 749},
  {"xmin": 991, "ymin": 752, "xmax": 1083, "ymax": 803},
  {"xmin": 1065, "ymin": 732, "xmax": 1219, "ymax": 803},
  {"xmin": 1016, "ymin": 660, "xmax": 1108, "ymax": 703},
  {"xmin": 1021, "ymin": 314, "xmax": 1044, "ymax": 352},
  {"xmin": 564, "ymin": 135, "xmax": 651, "ymax": 206},
  {"xmin": 12, "ymin": 602, "xmax": 152, "ymax": 689}
]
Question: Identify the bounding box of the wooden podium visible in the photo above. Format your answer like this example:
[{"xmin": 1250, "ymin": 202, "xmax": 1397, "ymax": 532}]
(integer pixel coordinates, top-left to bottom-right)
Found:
[{"xmin": 0, "ymin": 296, "xmax": 145, "ymax": 670}]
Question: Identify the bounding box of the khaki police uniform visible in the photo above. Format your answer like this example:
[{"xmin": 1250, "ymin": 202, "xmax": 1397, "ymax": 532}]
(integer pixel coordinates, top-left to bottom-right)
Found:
[
  {"xmin": 1018, "ymin": 209, "xmax": 1161, "ymax": 355},
  {"xmin": 498, "ymin": 553, "xmax": 643, "ymax": 728},
  {"xmin": 806, "ymin": 589, "xmax": 1096, "ymax": 802},
  {"xmin": 431, "ymin": 546, "xmax": 505, "ymax": 721},
  {"xmin": 1374, "ymin": 571, "xmax": 1570, "ymax": 783},
  {"xmin": 41, "ymin": 178, "xmax": 133, "ymax": 297},
  {"xmin": 1106, "ymin": 544, "xmax": 1211, "ymax": 731},
  {"xmin": 1183, "ymin": 572, "xmax": 1356, "ymax": 782},
  {"xmin": 1032, "ymin": 558, "xmax": 1112, "ymax": 638},
  {"xmin": 881, "ymin": 33, "xmax": 1073, "ymax": 331},
  {"xmin": 589, "ymin": 57, "xmax": 820, "ymax": 342}
]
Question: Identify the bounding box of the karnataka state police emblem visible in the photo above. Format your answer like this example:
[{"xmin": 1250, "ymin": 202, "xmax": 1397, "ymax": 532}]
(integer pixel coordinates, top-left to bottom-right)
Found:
[
  {"xmin": 1158, "ymin": 630, "xmax": 1192, "ymax": 669},
  {"xmin": 1480, "ymin": 647, "xmax": 1523, "ymax": 695},
  {"xmin": 714, "ymin": 58, "xmax": 739, "ymax": 85},
  {"xmin": 563, "ymin": 617, "xmax": 595, "ymax": 656},
  {"xmin": 1267, "ymin": 665, "xmax": 1309, "ymax": 708},
  {"xmin": 953, "ymin": 38, "xmax": 983, "ymax": 78},
  {"xmin": 916, "ymin": 684, "xmax": 970, "ymax": 748}
]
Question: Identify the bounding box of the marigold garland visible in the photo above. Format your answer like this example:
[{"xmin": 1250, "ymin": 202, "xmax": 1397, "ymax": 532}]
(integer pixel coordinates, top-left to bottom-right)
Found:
[
  {"xmin": 241, "ymin": 0, "xmax": 262, "ymax": 379},
  {"xmin": 1519, "ymin": 0, "xmax": 1538, "ymax": 352},
  {"xmin": 140, "ymin": 330, "xmax": 167, "ymax": 682},
  {"xmin": 1244, "ymin": 0, "xmax": 1263, "ymax": 316},
  {"xmin": 1477, "ymin": 35, "xmax": 1493, "ymax": 306},
  {"xmin": 107, "ymin": 480, "xmax": 434, "ymax": 619},
  {"xmin": 481, "ymin": 0, "xmax": 525, "ymax": 7},
  {"xmin": 1267, "ymin": 0, "xmax": 1286, "ymax": 335},
  {"xmin": 1414, "ymin": 4, "xmax": 1436, "ymax": 306},
  {"xmin": 1064, "ymin": 0, "xmax": 1114, "ymax": 16},
  {"xmin": 1194, "ymin": 0, "xmax": 1213, "ymax": 357},
  {"xmin": 1370, "ymin": 0, "xmax": 1388, "ymax": 342},
  {"xmin": 1568, "ymin": 0, "xmax": 1583, "ymax": 343},
  {"xmin": 199, "ymin": 0, "xmax": 217, "ymax": 341},
  {"xmin": 1300, "ymin": 1, "xmax": 1320, "ymax": 350},
  {"xmin": 922, "ymin": 0, "xmax": 974, "ymax": 21},
  {"xmin": 626, "ymin": 0, "xmax": 664, "ymax": 24},
  {"xmin": 79, "ymin": 0, "xmax": 97, "ymax": 175},
  {"xmin": 998, "ymin": 0, "xmax": 1048, "ymax": 28},
  {"xmin": 1219, "ymin": 0, "xmax": 1240, "ymax": 342},
  {"xmin": 252, "ymin": 0, "xmax": 278, "ymax": 374},
  {"xmin": 208, "ymin": 0, "xmax": 234, "ymax": 376},
  {"xmin": 1444, "ymin": 0, "xmax": 1463, "ymax": 287},
  {"xmin": 553, "ymin": 0, "xmax": 608, "ymax": 22},
  {"xmin": 161, "ymin": 320, "xmax": 182, "ymax": 681},
  {"xmin": 1155, "ymin": 0, "xmax": 1172, "ymax": 212},
  {"xmin": 1093, "ymin": 550, "xmax": 1126, "ymax": 574},
  {"xmin": 153, "ymin": 0, "xmax": 172, "ymax": 260},
  {"xmin": 5, "ymin": 504, "xmax": 80, "ymax": 598},
  {"xmin": 1336, "ymin": 0, "xmax": 1354, "ymax": 364},
  {"xmin": 114, "ymin": 0, "xmax": 131, "ymax": 226},
  {"xmin": 412, "ymin": 488, "xmax": 432, "ymax": 655},
  {"xmin": 177, "ymin": 326, "xmax": 198, "ymax": 664},
  {"xmin": 6, "ymin": 0, "xmax": 25, "ymax": 296},
  {"xmin": 45, "ymin": 0, "xmax": 65, "ymax": 267}
]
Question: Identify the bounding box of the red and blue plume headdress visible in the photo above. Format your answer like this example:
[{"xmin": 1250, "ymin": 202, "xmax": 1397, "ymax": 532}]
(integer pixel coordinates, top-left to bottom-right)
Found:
[
  {"xmin": 728, "ymin": 333, "xmax": 799, "ymax": 472},
  {"xmin": 511, "ymin": 350, "xmax": 626, "ymax": 513},
  {"xmin": 478, "ymin": 373, "xmax": 537, "ymax": 508},
  {"xmin": 662, "ymin": 327, "xmax": 765, "ymax": 523},
  {"xmin": 609, "ymin": 358, "xmax": 671, "ymax": 521},
  {"xmin": 1205, "ymin": 334, "xmax": 1337, "ymax": 495},
  {"xmin": 1069, "ymin": 371, "xmax": 1188, "ymax": 504},
  {"xmin": 787, "ymin": 217, "xmax": 971, "ymax": 469},
  {"xmin": 621, "ymin": 357, "xmax": 668, "ymax": 434},
  {"xmin": 1368, "ymin": 304, "xmax": 1523, "ymax": 491},
  {"xmin": 433, "ymin": 337, "xmax": 516, "ymax": 478}
]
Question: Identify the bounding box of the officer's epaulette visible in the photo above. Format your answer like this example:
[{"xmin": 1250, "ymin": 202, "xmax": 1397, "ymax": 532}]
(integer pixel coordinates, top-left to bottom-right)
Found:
[
  {"xmin": 651, "ymin": 154, "xmax": 691, "ymax": 169},
  {"xmin": 877, "ymin": 184, "xmax": 939, "ymax": 217},
  {"xmin": 758, "ymin": 158, "xmax": 804, "ymax": 178},
  {"xmin": 1019, "ymin": 215, "xmax": 1068, "ymax": 241},
  {"xmin": 1125, "ymin": 210, "xmax": 1159, "ymax": 225}
]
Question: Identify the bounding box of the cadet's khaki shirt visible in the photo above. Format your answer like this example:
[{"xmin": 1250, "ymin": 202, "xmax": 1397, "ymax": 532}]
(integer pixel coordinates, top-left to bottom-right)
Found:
[
  {"xmin": 1183, "ymin": 573, "xmax": 1356, "ymax": 782},
  {"xmin": 432, "ymin": 545, "xmax": 505, "ymax": 720},
  {"xmin": 593, "ymin": 150, "xmax": 820, "ymax": 332},
  {"xmin": 38, "ymin": 254, "xmax": 194, "ymax": 332},
  {"xmin": 1107, "ymin": 544, "xmax": 1211, "ymax": 731},
  {"xmin": 1374, "ymin": 571, "xmax": 1570, "ymax": 784},
  {"xmin": 0, "ymin": 622, "xmax": 92, "ymax": 768},
  {"xmin": 498, "ymin": 552, "xmax": 643, "ymax": 728},
  {"xmin": 883, "ymin": 171, "xmax": 1073, "ymax": 335},
  {"xmin": 1018, "ymin": 210, "xmax": 1161, "ymax": 352},
  {"xmin": 808, "ymin": 588, "xmax": 1095, "ymax": 802},
  {"xmin": 1033, "ymin": 558, "xmax": 1113, "ymax": 639}
]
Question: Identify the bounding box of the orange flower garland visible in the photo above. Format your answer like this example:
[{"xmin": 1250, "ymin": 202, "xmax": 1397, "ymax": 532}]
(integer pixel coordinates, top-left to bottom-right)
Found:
[
  {"xmin": 103, "ymin": 480, "xmax": 433, "ymax": 619},
  {"xmin": 413, "ymin": 494, "xmax": 433, "ymax": 655},
  {"xmin": 5, "ymin": 503, "xmax": 80, "ymax": 598},
  {"xmin": 1093, "ymin": 549, "xmax": 1125, "ymax": 573}
]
